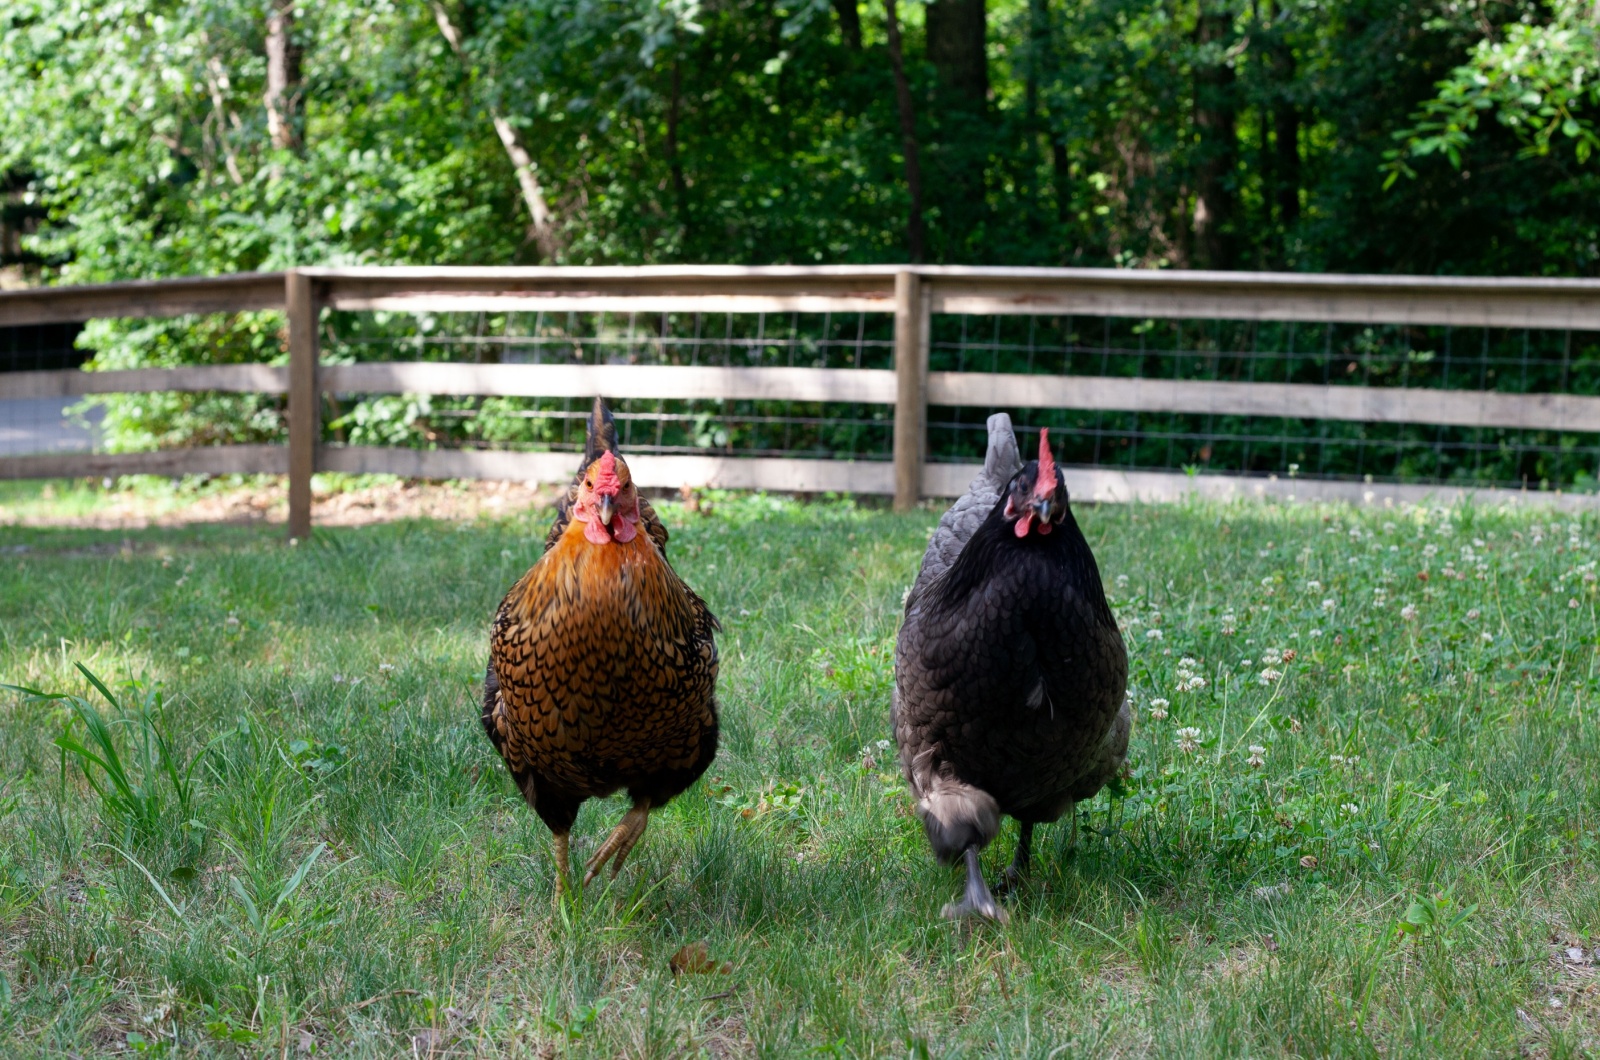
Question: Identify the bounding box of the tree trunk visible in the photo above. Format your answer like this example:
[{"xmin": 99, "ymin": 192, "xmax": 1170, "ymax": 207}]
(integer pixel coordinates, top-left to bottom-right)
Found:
[
  {"xmin": 1192, "ymin": 3, "xmax": 1237, "ymax": 270},
  {"xmin": 264, "ymin": 0, "xmax": 302, "ymax": 152},
  {"xmin": 882, "ymin": 0, "xmax": 926, "ymax": 262},
  {"xmin": 430, "ymin": 2, "xmax": 557, "ymax": 261},
  {"xmin": 832, "ymin": 0, "xmax": 862, "ymax": 50},
  {"xmin": 666, "ymin": 55, "xmax": 691, "ymax": 248},
  {"xmin": 1053, "ymin": 139, "xmax": 1070, "ymax": 226},
  {"xmin": 1272, "ymin": 45, "xmax": 1300, "ymax": 231},
  {"xmin": 925, "ymin": 0, "xmax": 988, "ymax": 109},
  {"xmin": 1026, "ymin": 0, "xmax": 1048, "ymax": 123}
]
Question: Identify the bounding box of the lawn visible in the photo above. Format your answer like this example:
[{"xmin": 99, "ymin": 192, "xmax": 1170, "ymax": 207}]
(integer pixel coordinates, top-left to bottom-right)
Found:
[{"xmin": 0, "ymin": 484, "xmax": 1596, "ymax": 1057}]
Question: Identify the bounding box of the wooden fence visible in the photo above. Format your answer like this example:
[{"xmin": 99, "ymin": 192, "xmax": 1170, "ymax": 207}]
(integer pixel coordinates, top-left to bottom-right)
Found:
[{"xmin": 4, "ymin": 265, "xmax": 1600, "ymax": 537}]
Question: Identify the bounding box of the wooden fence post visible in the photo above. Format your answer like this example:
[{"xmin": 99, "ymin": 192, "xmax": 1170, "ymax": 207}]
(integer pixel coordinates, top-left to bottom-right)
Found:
[
  {"xmin": 893, "ymin": 269, "xmax": 925, "ymax": 512},
  {"xmin": 285, "ymin": 269, "xmax": 318, "ymax": 541}
]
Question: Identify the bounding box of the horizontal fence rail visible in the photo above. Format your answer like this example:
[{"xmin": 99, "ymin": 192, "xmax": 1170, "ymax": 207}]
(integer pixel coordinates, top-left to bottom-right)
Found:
[
  {"xmin": 320, "ymin": 363, "xmax": 899, "ymax": 404},
  {"xmin": 5, "ymin": 265, "xmax": 1600, "ymax": 537},
  {"xmin": 927, "ymin": 372, "xmax": 1600, "ymax": 432}
]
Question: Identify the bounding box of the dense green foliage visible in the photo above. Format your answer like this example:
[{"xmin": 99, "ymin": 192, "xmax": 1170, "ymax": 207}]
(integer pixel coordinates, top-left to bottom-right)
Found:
[
  {"xmin": 0, "ymin": 490, "xmax": 1596, "ymax": 1052},
  {"xmin": 3, "ymin": 0, "xmax": 1598, "ymax": 278},
  {"xmin": 5, "ymin": 0, "xmax": 1599, "ymax": 483}
]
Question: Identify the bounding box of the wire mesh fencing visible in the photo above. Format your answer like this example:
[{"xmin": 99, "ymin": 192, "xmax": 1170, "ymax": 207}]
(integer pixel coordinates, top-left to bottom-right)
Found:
[
  {"xmin": 320, "ymin": 308, "xmax": 897, "ymax": 465},
  {"xmin": 317, "ymin": 308, "xmax": 1600, "ymax": 492},
  {"xmin": 0, "ymin": 322, "xmax": 96, "ymax": 457},
  {"xmin": 927, "ymin": 315, "xmax": 1600, "ymax": 491},
  {"xmin": 8, "ymin": 298, "xmax": 1598, "ymax": 492}
]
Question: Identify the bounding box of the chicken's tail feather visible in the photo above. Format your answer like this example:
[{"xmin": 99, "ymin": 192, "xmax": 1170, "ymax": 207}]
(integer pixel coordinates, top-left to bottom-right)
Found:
[
  {"xmin": 584, "ymin": 396, "xmax": 619, "ymax": 466},
  {"xmin": 910, "ymin": 748, "xmax": 1001, "ymax": 864},
  {"xmin": 983, "ymin": 412, "xmax": 1021, "ymax": 483}
]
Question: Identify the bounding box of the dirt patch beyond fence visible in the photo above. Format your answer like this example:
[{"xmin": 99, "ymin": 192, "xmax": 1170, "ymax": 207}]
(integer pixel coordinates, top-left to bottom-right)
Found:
[{"xmin": 1, "ymin": 478, "xmax": 564, "ymax": 530}]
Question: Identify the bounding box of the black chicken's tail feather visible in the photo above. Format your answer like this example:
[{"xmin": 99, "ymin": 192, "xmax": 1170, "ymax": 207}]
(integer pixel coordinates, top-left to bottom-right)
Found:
[
  {"xmin": 909, "ymin": 748, "xmax": 1001, "ymax": 864},
  {"xmin": 583, "ymin": 396, "xmax": 619, "ymax": 467}
]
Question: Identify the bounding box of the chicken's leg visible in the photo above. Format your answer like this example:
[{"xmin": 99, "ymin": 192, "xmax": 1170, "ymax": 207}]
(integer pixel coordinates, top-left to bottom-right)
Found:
[
  {"xmin": 552, "ymin": 832, "xmax": 572, "ymax": 895},
  {"xmin": 940, "ymin": 846, "xmax": 1009, "ymax": 924},
  {"xmin": 582, "ymin": 798, "xmax": 652, "ymax": 886},
  {"xmin": 996, "ymin": 821, "xmax": 1034, "ymax": 896}
]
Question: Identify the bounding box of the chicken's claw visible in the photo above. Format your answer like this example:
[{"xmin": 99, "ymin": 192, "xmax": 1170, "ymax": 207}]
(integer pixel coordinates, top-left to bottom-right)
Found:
[
  {"xmin": 941, "ymin": 846, "xmax": 1009, "ymax": 924},
  {"xmin": 582, "ymin": 799, "xmax": 652, "ymax": 886}
]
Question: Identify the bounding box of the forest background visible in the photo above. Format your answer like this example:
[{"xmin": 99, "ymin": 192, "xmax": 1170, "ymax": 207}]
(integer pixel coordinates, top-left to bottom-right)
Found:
[
  {"xmin": 3, "ymin": 0, "xmax": 1599, "ymax": 283},
  {"xmin": 3, "ymin": 0, "xmax": 1600, "ymax": 486}
]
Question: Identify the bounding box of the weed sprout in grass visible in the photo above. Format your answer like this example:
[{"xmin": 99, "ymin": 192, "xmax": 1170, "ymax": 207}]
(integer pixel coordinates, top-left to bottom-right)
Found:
[{"xmin": 6, "ymin": 664, "xmax": 213, "ymax": 863}]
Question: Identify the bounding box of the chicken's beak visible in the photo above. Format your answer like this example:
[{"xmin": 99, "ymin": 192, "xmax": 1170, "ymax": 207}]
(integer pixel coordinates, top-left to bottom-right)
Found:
[
  {"xmin": 1030, "ymin": 496, "xmax": 1055, "ymax": 524},
  {"xmin": 595, "ymin": 493, "xmax": 616, "ymax": 528}
]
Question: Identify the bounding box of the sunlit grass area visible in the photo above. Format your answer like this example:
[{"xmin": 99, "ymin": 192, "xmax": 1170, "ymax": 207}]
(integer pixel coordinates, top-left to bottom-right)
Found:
[{"xmin": 0, "ymin": 486, "xmax": 1596, "ymax": 1056}]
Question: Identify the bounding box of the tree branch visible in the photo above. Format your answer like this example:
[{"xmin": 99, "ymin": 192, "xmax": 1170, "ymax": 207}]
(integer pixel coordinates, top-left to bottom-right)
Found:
[{"xmin": 431, "ymin": 1, "xmax": 558, "ymax": 261}]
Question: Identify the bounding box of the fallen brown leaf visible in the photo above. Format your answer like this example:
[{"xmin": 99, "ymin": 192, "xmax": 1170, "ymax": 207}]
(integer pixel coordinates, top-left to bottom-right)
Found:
[{"xmin": 671, "ymin": 941, "xmax": 732, "ymax": 976}]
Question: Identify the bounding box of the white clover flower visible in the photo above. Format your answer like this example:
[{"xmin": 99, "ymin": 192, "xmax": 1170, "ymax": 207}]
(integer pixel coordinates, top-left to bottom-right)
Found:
[
  {"xmin": 1261, "ymin": 577, "xmax": 1275, "ymax": 588},
  {"xmin": 1467, "ymin": 608, "xmax": 1482, "ymax": 620},
  {"xmin": 500, "ymin": 549, "xmax": 513, "ymax": 560},
  {"xmin": 1400, "ymin": 604, "xmax": 1418, "ymax": 621},
  {"xmin": 1481, "ymin": 631, "xmax": 1494, "ymax": 643},
  {"xmin": 1149, "ymin": 698, "xmax": 1170, "ymax": 720},
  {"xmin": 1309, "ymin": 629, "xmax": 1323, "ymax": 638},
  {"xmin": 1328, "ymin": 754, "xmax": 1346, "ymax": 766},
  {"xmin": 1340, "ymin": 803, "xmax": 1360, "ymax": 816},
  {"xmin": 1570, "ymin": 598, "xmax": 1581, "ymax": 609},
  {"xmin": 1186, "ymin": 676, "xmax": 1207, "ymax": 690},
  {"xmin": 1306, "ymin": 579, "xmax": 1323, "ymax": 592},
  {"xmin": 1240, "ymin": 658, "xmax": 1253, "ymax": 668},
  {"xmin": 378, "ymin": 662, "xmax": 394, "ymax": 673},
  {"xmin": 1322, "ymin": 598, "xmax": 1336, "ymax": 612},
  {"xmin": 1423, "ymin": 544, "xmax": 1438, "ymax": 558},
  {"xmin": 1176, "ymin": 727, "xmax": 1201, "ymax": 754},
  {"xmin": 1246, "ymin": 744, "xmax": 1266, "ymax": 768},
  {"xmin": 877, "ymin": 739, "xmax": 891, "ymax": 751},
  {"xmin": 1257, "ymin": 667, "xmax": 1282, "ymax": 685},
  {"xmin": 1260, "ymin": 648, "xmax": 1283, "ymax": 665},
  {"xmin": 1179, "ymin": 656, "xmax": 1198, "ymax": 669},
  {"xmin": 225, "ymin": 613, "xmax": 241, "ymax": 628},
  {"xmin": 1146, "ymin": 628, "xmax": 1164, "ymax": 641},
  {"xmin": 1116, "ymin": 574, "xmax": 1129, "ymax": 586}
]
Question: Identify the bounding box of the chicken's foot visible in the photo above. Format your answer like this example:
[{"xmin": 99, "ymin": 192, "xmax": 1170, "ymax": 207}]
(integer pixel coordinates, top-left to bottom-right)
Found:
[
  {"xmin": 582, "ymin": 798, "xmax": 652, "ymax": 886},
  {"xmin": 941, "ymin": 846, "xmax": 1009, "ymax": 924},
  {"xmin": 996, "ymin": 821, "xmax": 1034, "ymax": 897}
]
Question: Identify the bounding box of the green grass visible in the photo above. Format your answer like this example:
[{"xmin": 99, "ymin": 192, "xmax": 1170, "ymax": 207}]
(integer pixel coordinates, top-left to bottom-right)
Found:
[{"xmin": 0, "ymin": 486, "xmax": 1597, "ymax": 1056}]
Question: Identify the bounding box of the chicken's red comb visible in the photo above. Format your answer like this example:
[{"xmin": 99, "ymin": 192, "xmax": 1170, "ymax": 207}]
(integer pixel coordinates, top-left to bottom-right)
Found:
[
  {"xmin": 1032, "ymin": 429, "xmax": 1057, "ymax": 499},
  {"xmin": 591, "ymin": 450, "xmax": 623, "ymax": 495}
]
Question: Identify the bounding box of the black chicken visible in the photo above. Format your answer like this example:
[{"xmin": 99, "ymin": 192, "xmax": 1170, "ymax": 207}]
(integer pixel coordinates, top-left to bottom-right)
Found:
[{"xmin": 893, "ymin": 414, "xmax": 1130, "ymax": 921}]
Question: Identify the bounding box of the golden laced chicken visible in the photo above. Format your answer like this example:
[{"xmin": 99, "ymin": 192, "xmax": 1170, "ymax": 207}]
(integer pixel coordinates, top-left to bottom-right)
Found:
[
  {"xmin": 893, "ymin": 415, "xmax": 1130, "ymax": 922},
  {"xmin": 483, "ymin": 398, "xmax": 720, "ymax": 892}
]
